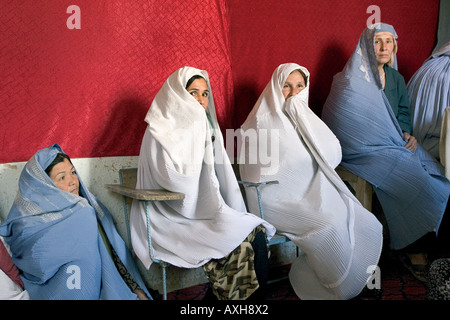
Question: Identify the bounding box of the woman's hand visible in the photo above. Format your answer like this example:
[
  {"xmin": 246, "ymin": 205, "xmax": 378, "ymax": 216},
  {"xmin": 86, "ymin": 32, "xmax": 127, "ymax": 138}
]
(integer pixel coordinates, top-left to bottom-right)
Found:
[{"xmin": 403, "ymin": 132, "xmax": 418, "ymax": 152}]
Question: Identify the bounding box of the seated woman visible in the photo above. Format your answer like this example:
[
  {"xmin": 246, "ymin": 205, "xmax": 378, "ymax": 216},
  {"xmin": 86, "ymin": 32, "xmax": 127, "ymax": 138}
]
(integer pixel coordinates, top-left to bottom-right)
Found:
[
  {"xmin": 239, "ymin": 62, "xmax": 383, "ymax": 300},
  {"xmin": 0, "ymin": 144, "xmax": 151, "ymax": 300},
  {"xmin": 322, "ymin": 23, "xmax": 450, "ymax": 282},
  {"xmin": 129, "ymin": 66, "xmax": 275, "ymax": 300},
  {"xmin": 0, "ymin": 237, "xmax": 30, "ymax": 300},
  {"xmin": 407, "ymin": 42, "xmax": 450, "ymax": 160}
]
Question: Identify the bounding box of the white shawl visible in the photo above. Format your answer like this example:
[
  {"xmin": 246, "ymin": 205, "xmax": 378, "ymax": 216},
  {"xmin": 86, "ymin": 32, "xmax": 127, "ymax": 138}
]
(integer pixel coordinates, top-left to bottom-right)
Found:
[
  {"xmin": 130, "ymin": 66, "xmax": 275, "ymax": 269},
  {"xmin": 240, "ymin": 63, "xmax": 382, "ymax": 300}
]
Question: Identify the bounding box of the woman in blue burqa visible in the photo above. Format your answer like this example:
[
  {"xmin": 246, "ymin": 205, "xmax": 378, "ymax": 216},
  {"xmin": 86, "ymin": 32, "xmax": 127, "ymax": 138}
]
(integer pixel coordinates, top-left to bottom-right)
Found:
[
  {"xmin": 0, "ymin": 144, "xmax": 152, "ymax": 300},
  {"xmin": 322, "ymin": 23, "xmax": 450, "ymax": 281},
  {"xmin": 407, "ymin": 42, "xmax": 450, "ymax": 160}
]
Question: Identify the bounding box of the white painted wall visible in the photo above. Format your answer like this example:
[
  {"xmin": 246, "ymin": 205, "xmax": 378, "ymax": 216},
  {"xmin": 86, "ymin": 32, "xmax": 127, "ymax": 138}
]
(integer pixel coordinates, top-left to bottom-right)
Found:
[{"xmin": 1, "ymin": 156, "xmax": 137, "ymax": 225}]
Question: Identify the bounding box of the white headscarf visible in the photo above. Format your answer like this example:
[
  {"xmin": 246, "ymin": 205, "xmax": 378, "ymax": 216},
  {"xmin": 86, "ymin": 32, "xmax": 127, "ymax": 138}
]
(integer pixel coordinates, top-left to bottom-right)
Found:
[
  {"xmin": 130, "ymin": 66, "xmax": 275, "ymax": 269},
  {"xmin": 240, "ymin": 63, "xmax": 344, "ymax": 183},
  {"xmin": 240, "ymin": 63, "xmax": 382, "ymax": 300}
]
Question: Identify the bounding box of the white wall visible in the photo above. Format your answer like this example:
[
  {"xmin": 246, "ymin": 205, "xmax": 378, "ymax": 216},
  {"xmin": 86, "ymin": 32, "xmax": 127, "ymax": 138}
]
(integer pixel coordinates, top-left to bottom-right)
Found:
[{"xmin": 1, "ymin": 156, "xmax": 137, "ymax": 224}]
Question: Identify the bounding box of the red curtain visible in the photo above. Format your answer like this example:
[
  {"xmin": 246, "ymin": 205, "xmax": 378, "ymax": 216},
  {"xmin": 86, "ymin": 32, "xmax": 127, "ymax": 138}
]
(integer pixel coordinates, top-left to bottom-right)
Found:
[{"xmin": 0, "ymin": 0, "xmax": 439, "ymax": 163}]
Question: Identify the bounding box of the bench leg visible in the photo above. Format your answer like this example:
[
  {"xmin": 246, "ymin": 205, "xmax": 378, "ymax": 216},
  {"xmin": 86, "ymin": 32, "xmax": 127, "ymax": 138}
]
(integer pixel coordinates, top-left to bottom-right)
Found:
[{"xmin": 354, "ymin": 176, "xmax": 373, "ymax": 211}]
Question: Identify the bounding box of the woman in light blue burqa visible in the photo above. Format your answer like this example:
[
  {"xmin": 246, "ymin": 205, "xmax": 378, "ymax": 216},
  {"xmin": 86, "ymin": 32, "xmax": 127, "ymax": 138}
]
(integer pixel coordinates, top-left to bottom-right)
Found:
[
  {"xmin": 322, "ymin": 23, "xmax": 450, "ymax": 281},
  {"xmin": 0, "ymin": 144, "xmax": 152, "ymax": 300},
  {"xmin": 407, "ymin": 42, "xmax": 450, "ymax": 160}
]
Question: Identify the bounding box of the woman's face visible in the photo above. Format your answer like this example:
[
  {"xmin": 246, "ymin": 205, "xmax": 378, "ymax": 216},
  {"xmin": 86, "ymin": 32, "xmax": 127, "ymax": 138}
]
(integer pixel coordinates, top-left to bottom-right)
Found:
[
  {"xmin": 282, "ymin": 70, "xmax": 306, "ymax": 100},
  {"xmin": 374, "ymin": 32, "xmax": 394, "ymax": 66},
  {"xmin": 186, "ymin": 78, "xmax": 209, "ymax": 110},
  {"xmin": 48, "ymin": 158, "xmax": 80, "ymax": 195}
]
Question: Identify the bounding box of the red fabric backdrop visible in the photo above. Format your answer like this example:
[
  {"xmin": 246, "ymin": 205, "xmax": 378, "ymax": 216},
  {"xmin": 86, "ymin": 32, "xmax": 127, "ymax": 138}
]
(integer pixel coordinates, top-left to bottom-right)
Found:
[
  {"xmin": 229, "ymin": 0, "xmax": 439, "ymax": 127},
  {"xmin": 0, "ymin": 0, "xmax": 439, "ymax": 163},
  {"xmin": 0, "ymin": 0, "xmax": 234, "ymax": 162}
]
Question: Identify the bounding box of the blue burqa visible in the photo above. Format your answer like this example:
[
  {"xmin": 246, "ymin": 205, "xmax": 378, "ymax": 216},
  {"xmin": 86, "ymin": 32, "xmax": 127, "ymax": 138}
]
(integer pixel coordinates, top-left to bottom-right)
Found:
[
  {"xmin": 322, "ymin": 23, "xmax": 450, "ymax": 250},
  {"xmin": 0, "ymin": 144, "xmax": 151, "ymax": 300}
]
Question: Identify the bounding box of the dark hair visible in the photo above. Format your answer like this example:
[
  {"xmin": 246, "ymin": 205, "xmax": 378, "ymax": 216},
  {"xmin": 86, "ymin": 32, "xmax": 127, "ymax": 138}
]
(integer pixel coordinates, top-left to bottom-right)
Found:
[
  {"xmin": 185, "ymin": 75, "xmax": 206, "ymax": 89},
  {"xmin": 45, "ymin": 153, "xmax": 72, "ymax": 176},
  {"xmin": 295, "ymin": 69, "xmax": 308, "ymax": 87}
]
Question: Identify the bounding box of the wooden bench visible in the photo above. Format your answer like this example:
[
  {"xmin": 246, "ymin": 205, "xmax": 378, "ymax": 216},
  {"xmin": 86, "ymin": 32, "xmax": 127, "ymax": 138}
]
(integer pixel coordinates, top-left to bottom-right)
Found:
[
  {"xmin": 107, "ymin": 167, "xmax": 298, "ymax": 289},
  {"xmin": 440, "ymin": 106, "xmax": 450, "ymax": 179},
  {"xmin": 105, "ymin": 168, "xmax": 185, "ymax": 300},
  {"xmin": 336, "ymin": 165, "xmax": 373, "ymax": 212}
]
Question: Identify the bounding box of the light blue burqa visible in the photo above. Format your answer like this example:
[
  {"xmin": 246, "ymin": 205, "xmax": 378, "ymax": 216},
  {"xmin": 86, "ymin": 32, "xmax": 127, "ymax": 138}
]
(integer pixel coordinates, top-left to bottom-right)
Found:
[
  {"xmin": 322, "ymin": 23, "xmax": 450, "ymax": 250},
  {"xmin": 407, "ymin": 42, "xmax": 450, "ymax": 160},
  {"xmin": 0, "ymin": 144, "xmax": 151, "ymax": 300}
]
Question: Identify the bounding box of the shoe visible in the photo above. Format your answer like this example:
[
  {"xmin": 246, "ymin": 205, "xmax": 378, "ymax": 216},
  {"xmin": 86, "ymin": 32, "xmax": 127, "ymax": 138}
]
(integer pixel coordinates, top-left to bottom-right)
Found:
[{"xmin": 400, "ymin": 253, "xmax": 429, "ymax": 282}]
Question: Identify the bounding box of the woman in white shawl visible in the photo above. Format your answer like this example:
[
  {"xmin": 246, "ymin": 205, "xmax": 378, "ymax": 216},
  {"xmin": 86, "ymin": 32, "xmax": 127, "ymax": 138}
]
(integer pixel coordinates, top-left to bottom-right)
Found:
[
  {"xmin": 239, "ymin": 63, "xmax": 383, "ymax": 300},
  {"xmin": 130, "ymin": 66, "xmax": 275, "ymax": 300}
]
